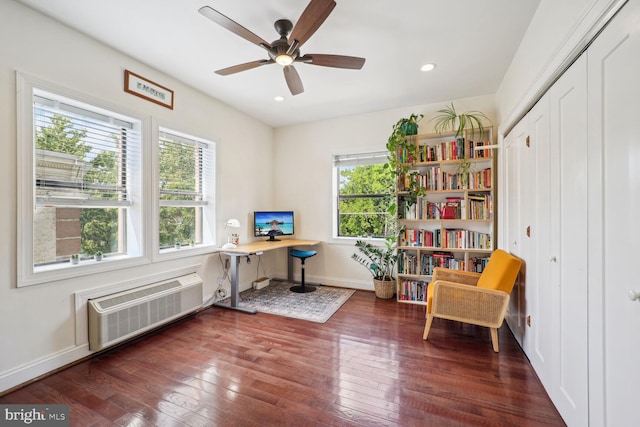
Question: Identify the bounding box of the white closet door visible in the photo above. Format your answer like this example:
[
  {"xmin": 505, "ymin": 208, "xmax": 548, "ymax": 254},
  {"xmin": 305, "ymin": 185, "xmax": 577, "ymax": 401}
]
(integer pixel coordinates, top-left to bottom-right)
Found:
[
  {"xmin": 587, "ymin": 1, "xmax": 640, "ymax": 425},
  {"xmin": 503, "ymin": 119, "xmax": 528, "ymax": 345},
  {"xmin": 525, "ymin": 95, "xmax": 552, "ymax": 386},
  {"xmin": 548, "ymin": 53, "xmax": 589, "ymax": 426}
]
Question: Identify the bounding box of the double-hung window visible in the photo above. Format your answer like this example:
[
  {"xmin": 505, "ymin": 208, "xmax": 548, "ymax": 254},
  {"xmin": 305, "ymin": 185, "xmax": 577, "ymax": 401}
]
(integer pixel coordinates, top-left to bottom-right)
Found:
[
  {"xmin": 19, "ymin": 85, "xmax": 141, "ymax": 284},
  {"xmin": 333, "ymin": 151, "xmax": 395, "ymax": 239},
  {"xmin": 158, "ymin": 128, "xmax": 215, "ymax": 251},
  {"xmin": 18, "ymin": 78, "xmax": 143, "ymax": 286}
]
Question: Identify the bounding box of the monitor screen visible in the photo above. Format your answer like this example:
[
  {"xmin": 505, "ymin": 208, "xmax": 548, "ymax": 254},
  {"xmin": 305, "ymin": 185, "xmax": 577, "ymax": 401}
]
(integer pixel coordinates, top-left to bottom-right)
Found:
[{"xmin": 254, "ymin": 211, "xmax": 294, "ymax": 241}]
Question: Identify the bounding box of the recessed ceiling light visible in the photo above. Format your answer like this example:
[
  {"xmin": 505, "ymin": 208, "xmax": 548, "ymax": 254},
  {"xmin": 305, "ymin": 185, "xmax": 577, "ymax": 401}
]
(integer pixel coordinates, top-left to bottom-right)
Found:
[
  {"xmin": 421, "ymin": 63, "xmax": 436, "ymax": 72},
  {"xmin": 274, "ymin": 96, "xmax": 285, "ymax": 102}
]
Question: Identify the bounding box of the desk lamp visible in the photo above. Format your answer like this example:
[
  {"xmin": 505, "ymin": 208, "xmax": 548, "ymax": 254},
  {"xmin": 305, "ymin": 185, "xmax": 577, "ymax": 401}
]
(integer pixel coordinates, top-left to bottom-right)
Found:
[{"xmin": 222, "ymin": 218, "xmax": 240, "ymax": 249}]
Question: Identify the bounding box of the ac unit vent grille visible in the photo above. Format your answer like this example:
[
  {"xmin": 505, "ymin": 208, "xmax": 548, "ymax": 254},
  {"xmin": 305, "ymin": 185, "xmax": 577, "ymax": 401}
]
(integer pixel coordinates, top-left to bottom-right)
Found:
[
  {"xmin": 97, "ymin": 280, "xmax": 181, "ymax": 310},
  {"xmin": 88, "ymin": 274, "xmax": 202, "ymax": 351}
]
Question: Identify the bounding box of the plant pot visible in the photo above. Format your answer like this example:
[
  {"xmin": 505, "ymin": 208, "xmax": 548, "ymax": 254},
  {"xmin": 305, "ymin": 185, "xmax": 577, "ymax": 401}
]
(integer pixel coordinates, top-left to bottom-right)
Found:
[
  {"xmin": 373, "ymin": 278, "xmax": 395, "ymax": 299},
  {"xmin": 401, "ymin": 122, "xmax": 418, "ymax": 136}
]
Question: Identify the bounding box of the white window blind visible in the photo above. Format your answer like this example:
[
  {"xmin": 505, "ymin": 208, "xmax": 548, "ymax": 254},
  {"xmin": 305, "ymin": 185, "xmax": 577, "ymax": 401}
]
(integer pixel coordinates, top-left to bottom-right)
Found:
[
  {"xmin": 333, "ymin": 151, "xmax": 389, "ymax": 167},
  {"xmin": 33, "ymin": 91, "xmax": 141, "ymax": 207},
  {"xmin": 158, "ymin": 130, "xmax": 211, "ymax": 207}
]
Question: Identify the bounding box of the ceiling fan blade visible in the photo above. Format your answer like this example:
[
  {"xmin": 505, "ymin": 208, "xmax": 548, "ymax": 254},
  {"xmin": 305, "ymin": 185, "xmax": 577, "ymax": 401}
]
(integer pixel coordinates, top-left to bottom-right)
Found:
[
  {"xmin": 289, "ymin": 0, "xmax": 336, "ymax": 49},
  {"xmin": 283, "ymin": 65, "xmax": 304, "ymax": 96},
  {"xmin": 215, "ymin": 60, "xmax": 273, "ymax": 76},
  {"xmin": 302, "ymin": 54, "xmax": 366, "ymax": 69},
  {"xmin": 199, "ymin": 6, "xmax": 271, "ymax": 49}
]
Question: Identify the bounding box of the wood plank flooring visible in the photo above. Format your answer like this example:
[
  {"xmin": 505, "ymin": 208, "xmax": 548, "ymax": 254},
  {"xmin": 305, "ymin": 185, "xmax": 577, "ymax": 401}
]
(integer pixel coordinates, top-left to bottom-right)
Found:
[{"xmin": 0, "ymin": 290, "xmax": 565, "ymax": 426}]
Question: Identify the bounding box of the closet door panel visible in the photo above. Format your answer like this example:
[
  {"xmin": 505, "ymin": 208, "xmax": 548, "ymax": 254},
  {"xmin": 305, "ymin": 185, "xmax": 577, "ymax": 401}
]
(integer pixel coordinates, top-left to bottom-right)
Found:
[
  {"xmin": 588, "ymin": 1, "xmax": 640, "ymax": 424},
  {"xmin": 525, "ymin": 95, "xmax": 552, "ymax": 386},
  {"xmin": 503, "ymin": 120, "xmax": 527, "ymax": 345},
  {"xmin": 548, "ymin": 53, "xmax": 588, "ymax": 427}
]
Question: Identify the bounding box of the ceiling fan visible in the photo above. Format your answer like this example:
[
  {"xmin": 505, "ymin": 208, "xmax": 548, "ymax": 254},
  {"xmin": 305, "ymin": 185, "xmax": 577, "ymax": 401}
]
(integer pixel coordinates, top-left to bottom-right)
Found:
[{"xmin": 198, "ymin": 0, "xmax": 366, "ymax": 96}]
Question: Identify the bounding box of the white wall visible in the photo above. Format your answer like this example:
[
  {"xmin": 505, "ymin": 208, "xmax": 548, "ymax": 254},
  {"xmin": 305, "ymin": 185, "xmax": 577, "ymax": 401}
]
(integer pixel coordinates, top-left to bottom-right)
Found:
[
  {"xmin": 0, "ymin": 0, "xmax": 273, "ymax": 392},
  {"xmin": 495, "ymin": 0, "xmax": 623, "ymax": 130},
  {"xmin": 273, "ymin": 95, "xmax": 497, "ymax": 290}
]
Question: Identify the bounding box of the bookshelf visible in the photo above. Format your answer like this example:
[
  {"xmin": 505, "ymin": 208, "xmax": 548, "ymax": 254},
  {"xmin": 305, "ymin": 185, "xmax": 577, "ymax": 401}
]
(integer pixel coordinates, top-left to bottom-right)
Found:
[{"xmin": 395, "ymin": 128, "xmax": 495, "ymax": 304}]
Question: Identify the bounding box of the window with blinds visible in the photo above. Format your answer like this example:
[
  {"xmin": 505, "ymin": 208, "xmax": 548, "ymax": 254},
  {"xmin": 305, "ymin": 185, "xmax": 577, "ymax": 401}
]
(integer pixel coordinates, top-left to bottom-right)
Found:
[
  {"xmin": 34, "ymin": 93, "xmax": 140, "ymax": 207},
  {"xmin": 158, "ymin": 129, "xmax": 214, "ymax": 249},
  {"xmin": 31, "ymin": 89, "xmax": 141, "ymax": 265},
  {"xmin": 334, "ymin": 151, "xmax": 395, "ymax": 238}
]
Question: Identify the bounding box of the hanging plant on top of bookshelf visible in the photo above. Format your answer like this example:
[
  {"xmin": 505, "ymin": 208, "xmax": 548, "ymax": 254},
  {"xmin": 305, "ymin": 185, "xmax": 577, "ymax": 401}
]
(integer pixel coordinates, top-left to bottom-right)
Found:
[
  {"xmin": 430, "ymin": 103, "xmax": 492, "ymax": 188},
  {"xmin": 385, "ymin": 114, "xmax": 427, "ymax": 213},
  {"xmin": 431, "ymin": 102, "xmax": 490, "ymax": 139}
]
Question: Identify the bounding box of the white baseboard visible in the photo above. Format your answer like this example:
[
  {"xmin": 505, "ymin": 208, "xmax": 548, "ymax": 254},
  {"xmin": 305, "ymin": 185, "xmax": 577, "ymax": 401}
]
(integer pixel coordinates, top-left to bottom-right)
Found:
[
  {"xmin": 0, "ymin": 344, "xmax": 90, "ymax": 394},
  {"xmin": 273, "ymin": 273, "xmax": 373, "ymax": 291}
]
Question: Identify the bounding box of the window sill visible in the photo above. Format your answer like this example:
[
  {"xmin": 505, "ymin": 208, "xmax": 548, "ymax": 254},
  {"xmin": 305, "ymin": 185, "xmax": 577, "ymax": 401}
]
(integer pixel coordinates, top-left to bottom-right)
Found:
[
  {"xmin": 327, "ymin": 236, "xmax": 387, "ymax": 246},
  {"xmin": 22, "ymin": 255, "xmax": 150, "ymax": 287},
  {"xmin": 154, "ymin": 244, "xmax": 220, "ymax": 262}
]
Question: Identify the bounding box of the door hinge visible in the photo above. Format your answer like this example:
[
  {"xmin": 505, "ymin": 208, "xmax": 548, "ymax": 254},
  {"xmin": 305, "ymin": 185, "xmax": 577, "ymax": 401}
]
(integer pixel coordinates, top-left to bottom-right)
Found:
[
  {"xmin": 526, "ymin": 225, "xmax": 531, "ymax": 237},
  {"xmin": 526, "ymin": 135, "xmax": 530, "ymax": 147},
  {"xmin": 527, "ymin": 315, "xmax": 531, "ymax": 327}
]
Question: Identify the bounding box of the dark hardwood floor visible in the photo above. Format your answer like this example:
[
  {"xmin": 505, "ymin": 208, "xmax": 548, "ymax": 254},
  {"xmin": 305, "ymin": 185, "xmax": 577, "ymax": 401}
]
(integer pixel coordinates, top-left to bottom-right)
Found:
[{"xmin": 1, "ymin": 290, "xmax": 565, "ymax": 426}]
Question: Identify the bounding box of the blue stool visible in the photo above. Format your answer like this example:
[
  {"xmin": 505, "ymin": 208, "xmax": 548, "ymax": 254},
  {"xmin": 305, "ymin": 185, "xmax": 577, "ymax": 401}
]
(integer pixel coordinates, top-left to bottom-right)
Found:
[{"xmin": 289, "ymin": 249, "xmax": 317, "ymax": 293}]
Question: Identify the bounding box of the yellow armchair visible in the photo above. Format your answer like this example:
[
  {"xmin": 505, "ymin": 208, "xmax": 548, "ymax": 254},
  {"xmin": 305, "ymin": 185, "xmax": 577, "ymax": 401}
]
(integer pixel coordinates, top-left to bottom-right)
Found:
[{"xmin": 422, "ymin": 249, "xmax": 522, "ymax": 352}]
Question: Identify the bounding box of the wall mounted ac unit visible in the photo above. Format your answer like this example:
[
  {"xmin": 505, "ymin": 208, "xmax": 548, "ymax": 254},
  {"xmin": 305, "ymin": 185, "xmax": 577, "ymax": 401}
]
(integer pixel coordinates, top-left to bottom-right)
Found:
[{"xmin": 88, "ymin": 273, "xmax": 203, "ymax": 351}]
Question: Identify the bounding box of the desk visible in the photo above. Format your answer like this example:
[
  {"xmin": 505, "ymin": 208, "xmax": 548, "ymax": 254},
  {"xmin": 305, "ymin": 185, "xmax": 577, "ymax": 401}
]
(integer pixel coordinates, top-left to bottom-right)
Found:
[{"xmin": 213, "ymin": 239, "xmax": 319, "ymax": 314}]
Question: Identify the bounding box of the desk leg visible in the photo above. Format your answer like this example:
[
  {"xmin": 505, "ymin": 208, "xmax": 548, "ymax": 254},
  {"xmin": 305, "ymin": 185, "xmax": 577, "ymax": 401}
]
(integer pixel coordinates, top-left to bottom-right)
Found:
[
  {"xmin": 213, "ymin": 254, "xmax": 257, "ymax": 314},
  {"xmin": 288, "ymin": 250, "xmax": 294, "ymax": 282}
]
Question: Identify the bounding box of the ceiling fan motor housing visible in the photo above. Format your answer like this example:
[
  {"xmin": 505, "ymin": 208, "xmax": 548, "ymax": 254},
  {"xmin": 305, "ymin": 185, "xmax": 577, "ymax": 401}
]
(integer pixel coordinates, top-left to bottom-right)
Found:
[{"xmin": 274, "ymin": 19, "xmax": 293, "ymax": 37}]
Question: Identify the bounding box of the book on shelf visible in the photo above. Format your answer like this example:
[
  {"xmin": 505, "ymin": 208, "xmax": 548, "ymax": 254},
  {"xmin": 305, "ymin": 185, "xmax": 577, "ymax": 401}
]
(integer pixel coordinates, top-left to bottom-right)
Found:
[
  {"xmin": 398, "ymin": 252, "xmax": 419, "ymax": 275},
  {"xmin": 468, "ymin": 193, "xmax": 492, "ymax": 220},
  {"xmin": 400, "ymin": 228, "xmax": 440, "ymax": 247},
  {"xmin": 416, "ymin": 138, "xmax": 493, "ymax": 162},
  {"xmin": 398, "ymin": 279, "xmax": 429, "ymax": 302},
  {"xmin": 441, "ymin": 229, "xmax": 492, "ymax": 249}
]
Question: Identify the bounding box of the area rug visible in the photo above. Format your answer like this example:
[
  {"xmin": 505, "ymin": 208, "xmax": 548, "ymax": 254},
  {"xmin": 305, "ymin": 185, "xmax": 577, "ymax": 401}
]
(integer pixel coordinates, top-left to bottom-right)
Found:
[{"xmin": 218, "ymin": 280, "xmax": 356, "ymax": 323}]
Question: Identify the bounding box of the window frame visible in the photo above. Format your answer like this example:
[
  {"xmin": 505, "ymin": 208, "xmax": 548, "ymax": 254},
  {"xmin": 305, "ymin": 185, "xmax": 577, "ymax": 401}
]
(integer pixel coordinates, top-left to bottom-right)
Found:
[
  {"xmin": 332, "ymin": 150, "xmax": 394, "ymax": 241},
  {"xmin": 152, "ymin": 125, "xmax": 218, "ymax": 261},
  {"xmin": 17, "ymin": 74, "xmax": 149, "ymax": 287}
]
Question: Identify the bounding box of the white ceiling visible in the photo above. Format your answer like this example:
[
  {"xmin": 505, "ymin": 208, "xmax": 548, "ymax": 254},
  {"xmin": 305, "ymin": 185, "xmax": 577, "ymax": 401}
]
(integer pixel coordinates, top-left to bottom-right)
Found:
[{"xmin": 16, "ymin": 0, "xmax": 541, "ymax": 128}]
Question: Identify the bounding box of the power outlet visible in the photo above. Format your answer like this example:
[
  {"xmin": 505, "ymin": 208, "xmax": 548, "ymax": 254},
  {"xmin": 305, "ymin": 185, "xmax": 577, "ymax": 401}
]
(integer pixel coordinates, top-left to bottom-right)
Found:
[{"xmin": 253, "ymin": 277, "xmax": 270, "ymax": 290}]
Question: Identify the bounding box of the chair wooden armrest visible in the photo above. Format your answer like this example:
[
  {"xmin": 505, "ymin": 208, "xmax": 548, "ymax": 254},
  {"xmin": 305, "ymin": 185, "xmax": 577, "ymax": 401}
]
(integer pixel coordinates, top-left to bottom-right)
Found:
[
  {"xmin": 431, "ymin": 280, "xmax": 510, "ymax": 328},
  {"xmin": 432, "ymin": 267, "xmax": 481, "ymax": 287}
]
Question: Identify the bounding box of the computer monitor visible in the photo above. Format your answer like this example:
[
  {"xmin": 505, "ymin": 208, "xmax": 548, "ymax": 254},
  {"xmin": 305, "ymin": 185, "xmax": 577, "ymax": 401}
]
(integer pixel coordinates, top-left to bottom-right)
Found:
[{"xmin": 254, "ymin": 211, "xmax": 294, "ymax": 241}]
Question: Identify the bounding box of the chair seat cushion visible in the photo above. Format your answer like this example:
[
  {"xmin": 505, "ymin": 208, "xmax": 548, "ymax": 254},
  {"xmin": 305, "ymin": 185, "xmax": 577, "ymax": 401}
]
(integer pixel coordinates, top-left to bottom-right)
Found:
[{"xmin": 290, "ymin": 249, "xmax": 317, "ymax": 259}]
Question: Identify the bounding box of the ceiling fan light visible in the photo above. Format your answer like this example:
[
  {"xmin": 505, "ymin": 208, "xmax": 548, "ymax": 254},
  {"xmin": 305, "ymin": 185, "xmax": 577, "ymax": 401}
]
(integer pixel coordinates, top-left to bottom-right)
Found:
[{"xmin": 276, "ymin": 54, "xmax": 294, "ymax": 66}]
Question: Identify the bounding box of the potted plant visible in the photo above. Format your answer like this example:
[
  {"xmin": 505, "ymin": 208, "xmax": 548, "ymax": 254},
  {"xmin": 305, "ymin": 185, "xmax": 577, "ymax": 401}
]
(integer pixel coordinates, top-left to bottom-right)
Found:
[
  {"xmin": 384, "ymin": 114, "xmax": 426, "ymax": 215},
  {"xmin": 94, "ymin": 251, "xmax": 103, "ymax": 261},
  {"xmin": 431, "ymin": 103, "xmax": 492, "ymax": 187},
  {"xmin": 351, "ymin": 238, "xmax": 397, "ymax": 299},
  {"xmin": 385, "ymin": 113, "xmax": 423, "ymax": 175},
  {"xmin": 431, "ymin": 102, "xmax": 490, "ymax": 139},
  {"xmin": 70, "ymin": 254, "xmax": 79, "ymax": 265}
]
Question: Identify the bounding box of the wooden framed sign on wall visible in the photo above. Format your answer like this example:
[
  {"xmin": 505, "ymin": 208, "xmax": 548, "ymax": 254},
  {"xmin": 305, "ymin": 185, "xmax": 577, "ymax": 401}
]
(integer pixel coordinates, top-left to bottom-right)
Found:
[{"xmin": 124, "ymin": 70, "xmax": 174, "ymax": 109}]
